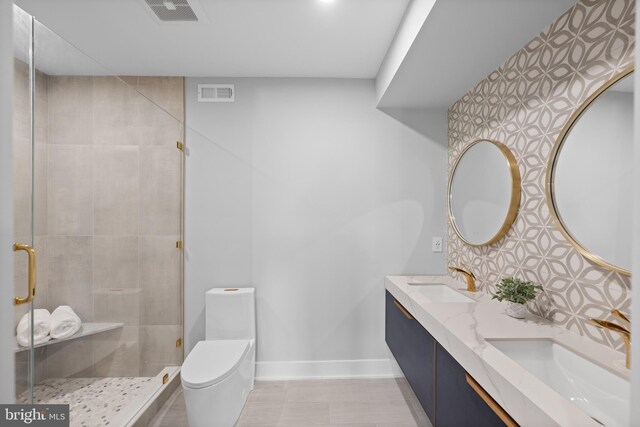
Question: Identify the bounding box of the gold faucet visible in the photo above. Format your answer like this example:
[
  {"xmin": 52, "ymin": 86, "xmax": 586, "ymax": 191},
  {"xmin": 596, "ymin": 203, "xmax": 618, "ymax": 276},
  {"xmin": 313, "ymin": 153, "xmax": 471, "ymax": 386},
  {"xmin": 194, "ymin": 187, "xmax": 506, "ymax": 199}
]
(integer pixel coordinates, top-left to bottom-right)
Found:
[
  {"xmin": 590, "ymin": 309, "xmax": 631, "ymax": 369},
  {"xmin": 612, "ymin": 309, "xmax": 630, "ymax": 325},
  {"xmin": 448, "ymin": 264, "xmax": 477, "ymax": 292}
]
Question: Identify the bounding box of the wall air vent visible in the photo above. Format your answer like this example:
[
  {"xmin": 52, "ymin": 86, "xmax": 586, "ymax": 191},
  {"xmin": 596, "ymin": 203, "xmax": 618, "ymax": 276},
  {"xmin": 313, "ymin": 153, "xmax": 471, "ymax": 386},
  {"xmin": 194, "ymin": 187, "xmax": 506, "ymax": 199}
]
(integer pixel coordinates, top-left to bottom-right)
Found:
[
  {"xmin": 198, "ymin": 84, "xmax": 235, "ymax": 103},
  {"xmin": 144, "ymin": 0, "xmax": 198, "ymax": 22}
]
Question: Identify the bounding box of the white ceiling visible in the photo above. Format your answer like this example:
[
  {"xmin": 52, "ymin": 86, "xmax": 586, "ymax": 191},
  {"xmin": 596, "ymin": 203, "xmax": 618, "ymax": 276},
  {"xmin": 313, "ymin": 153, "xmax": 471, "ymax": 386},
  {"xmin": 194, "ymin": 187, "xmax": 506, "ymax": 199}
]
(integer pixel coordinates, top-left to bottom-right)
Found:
[
  {"xmin": 15, "ymin": 0, "xmax": 582, "ymax": 108},
  {"xmin": 14, "ymin": 0, "xmax": 410, "ymax": 78},
  {"xmin": 377, "ymin": 0, "xmax": 578, "ymax": 108}
]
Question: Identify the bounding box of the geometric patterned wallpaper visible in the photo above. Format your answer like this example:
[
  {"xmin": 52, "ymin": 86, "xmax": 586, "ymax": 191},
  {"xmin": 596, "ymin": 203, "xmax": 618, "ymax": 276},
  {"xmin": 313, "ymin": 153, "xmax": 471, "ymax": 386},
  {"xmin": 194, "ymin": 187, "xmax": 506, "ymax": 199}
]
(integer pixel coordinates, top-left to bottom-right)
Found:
[{"xmin": 447, "ymin": 0, "xmax": 635, "ymax": 352}]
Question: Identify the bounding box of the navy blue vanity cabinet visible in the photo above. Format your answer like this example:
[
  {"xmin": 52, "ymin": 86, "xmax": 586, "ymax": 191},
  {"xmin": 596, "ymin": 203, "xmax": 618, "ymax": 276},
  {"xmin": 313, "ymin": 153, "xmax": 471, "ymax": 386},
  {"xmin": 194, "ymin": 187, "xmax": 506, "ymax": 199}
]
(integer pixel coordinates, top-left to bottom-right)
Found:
[
  {"xmin": 435, "ymin": 343, "xmax": 516, "ymax": 427},
  {"xmin": 385, "ymin": 290, "xmax": 435, "ymax": 424}
]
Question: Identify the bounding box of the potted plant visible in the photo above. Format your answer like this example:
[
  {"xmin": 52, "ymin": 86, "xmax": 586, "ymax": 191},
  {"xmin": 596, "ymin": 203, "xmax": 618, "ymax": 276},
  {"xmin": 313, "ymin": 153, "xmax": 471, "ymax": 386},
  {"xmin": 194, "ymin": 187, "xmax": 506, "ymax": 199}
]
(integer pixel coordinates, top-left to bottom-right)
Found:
[{"xmin": 492, "ymin": 277, "xmax": 542, "ymax": 319}]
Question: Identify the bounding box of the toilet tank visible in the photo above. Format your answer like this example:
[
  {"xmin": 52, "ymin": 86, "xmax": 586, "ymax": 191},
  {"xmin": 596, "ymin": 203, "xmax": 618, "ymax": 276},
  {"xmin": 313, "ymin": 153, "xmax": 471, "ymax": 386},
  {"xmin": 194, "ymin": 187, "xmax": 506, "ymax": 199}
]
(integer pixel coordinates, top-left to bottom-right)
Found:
[{"xmin": 205, "ymin": 288, "xmax": 255, "ymax": 341}]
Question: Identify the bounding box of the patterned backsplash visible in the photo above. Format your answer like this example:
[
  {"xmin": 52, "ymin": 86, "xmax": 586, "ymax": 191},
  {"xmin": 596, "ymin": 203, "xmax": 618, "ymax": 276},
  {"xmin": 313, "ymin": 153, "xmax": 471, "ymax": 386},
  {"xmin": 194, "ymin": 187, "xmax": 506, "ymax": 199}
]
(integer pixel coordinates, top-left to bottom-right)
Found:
[{"xmin": 447, "ymin": 0, "xmax": 635, "ymax": 351}]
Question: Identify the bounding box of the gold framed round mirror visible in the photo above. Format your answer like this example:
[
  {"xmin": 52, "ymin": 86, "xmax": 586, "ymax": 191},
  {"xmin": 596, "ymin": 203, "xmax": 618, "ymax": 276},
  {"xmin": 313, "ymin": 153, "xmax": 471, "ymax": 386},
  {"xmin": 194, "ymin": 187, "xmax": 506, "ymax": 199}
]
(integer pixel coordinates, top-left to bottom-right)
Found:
[
  {"xmin": 546, "ymin": 66, "xmax": 634, "ymax": 276},
  {"xmin": 448, "ymin": 139, "xmax": 521, "ymax": 246}
]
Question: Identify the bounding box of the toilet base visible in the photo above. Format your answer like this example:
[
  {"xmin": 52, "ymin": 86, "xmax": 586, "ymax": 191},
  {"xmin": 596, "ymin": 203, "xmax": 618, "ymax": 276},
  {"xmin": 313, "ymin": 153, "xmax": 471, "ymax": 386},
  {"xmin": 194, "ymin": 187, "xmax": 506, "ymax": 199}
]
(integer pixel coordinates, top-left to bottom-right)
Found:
[{"xmin": 183, "ymin": 342, "xmax": 255, "ymax": 427}]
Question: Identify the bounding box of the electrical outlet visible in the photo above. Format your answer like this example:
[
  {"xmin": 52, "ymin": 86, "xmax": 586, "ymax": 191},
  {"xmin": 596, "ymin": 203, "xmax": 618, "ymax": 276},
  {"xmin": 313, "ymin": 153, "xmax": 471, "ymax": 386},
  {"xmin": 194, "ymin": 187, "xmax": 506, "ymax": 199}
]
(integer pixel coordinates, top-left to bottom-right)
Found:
[{"xmin": 432, "ymin": 237, "xmax": 443, "ymax": 253}]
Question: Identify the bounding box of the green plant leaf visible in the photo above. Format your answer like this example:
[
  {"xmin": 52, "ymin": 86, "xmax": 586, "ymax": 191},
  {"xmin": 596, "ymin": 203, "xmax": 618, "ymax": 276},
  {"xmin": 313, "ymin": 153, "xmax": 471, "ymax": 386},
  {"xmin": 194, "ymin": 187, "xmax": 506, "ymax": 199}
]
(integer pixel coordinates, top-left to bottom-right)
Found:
[{"xmin": 492, "ymin": 277, "xmax": 541, "ymax": 304}]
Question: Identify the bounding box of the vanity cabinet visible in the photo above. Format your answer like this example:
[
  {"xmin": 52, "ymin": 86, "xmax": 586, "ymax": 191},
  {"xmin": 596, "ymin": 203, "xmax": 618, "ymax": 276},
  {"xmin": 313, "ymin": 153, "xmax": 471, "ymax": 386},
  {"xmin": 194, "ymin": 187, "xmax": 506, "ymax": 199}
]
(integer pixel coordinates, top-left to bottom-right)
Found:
[
  {"xmin": 385, "ymin": 290, "xmax": 436, "ymax": 423},
  {"xmin": 435, "ymin": 343, "xmax": 516, "ymax": 427},
  {"xmin": 385, "ymin": 290, "xmax": 517, "ymax": 427}
]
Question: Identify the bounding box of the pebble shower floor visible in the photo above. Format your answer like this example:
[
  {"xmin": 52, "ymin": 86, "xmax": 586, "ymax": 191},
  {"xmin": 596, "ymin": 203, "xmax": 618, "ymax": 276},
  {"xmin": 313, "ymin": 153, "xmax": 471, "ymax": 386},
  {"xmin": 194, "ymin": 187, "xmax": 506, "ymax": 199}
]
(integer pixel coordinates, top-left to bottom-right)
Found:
[{"xmin": 17, "ymin": 377, "xmax": 155, "ymax": 426}]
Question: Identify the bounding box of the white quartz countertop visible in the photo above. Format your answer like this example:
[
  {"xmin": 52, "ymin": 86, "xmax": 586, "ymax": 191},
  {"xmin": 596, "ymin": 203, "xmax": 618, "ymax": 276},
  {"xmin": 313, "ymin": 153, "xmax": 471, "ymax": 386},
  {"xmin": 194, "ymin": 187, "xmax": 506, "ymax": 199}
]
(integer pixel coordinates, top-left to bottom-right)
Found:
[{"xmin": 385, "ymin": 275, "xmax": 629, "ymax": 427}]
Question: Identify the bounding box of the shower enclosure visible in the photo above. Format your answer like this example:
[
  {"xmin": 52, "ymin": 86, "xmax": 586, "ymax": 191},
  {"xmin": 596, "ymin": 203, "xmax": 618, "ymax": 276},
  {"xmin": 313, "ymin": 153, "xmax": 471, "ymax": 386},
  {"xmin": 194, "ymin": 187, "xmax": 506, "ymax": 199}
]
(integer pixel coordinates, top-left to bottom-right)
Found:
[{"xmin": 12, "ymin": 6, "xmax": 184, "ymax": 425}]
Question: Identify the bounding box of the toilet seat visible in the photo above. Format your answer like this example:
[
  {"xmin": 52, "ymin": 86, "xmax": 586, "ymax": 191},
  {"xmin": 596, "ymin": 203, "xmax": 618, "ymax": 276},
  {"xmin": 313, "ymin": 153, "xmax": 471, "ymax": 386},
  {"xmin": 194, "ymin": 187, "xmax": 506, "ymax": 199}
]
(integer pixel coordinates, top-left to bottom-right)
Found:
[{"xmin": 182, "ymin": 339, "xmax": 251, "ymax": 389}]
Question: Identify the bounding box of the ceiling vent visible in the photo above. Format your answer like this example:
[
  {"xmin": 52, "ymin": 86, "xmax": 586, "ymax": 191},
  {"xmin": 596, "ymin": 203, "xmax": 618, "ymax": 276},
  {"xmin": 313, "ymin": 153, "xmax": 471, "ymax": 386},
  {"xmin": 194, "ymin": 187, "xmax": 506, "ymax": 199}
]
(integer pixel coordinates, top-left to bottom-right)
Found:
[
  {"xmin": 144, "ymin": 0, "xmax": 198, "ymax": 22},
  {"xmin": 198, "ymin": 84, "xmax": 235, "ymax": 103}
]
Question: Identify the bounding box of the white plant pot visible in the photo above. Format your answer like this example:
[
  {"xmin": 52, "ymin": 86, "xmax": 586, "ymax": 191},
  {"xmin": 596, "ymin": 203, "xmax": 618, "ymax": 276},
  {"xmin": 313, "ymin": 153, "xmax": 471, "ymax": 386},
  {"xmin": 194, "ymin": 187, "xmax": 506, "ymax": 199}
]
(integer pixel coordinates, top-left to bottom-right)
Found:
[{"xmin": 505, "ymin": 301, "xmax": 527, "ymax": 319}]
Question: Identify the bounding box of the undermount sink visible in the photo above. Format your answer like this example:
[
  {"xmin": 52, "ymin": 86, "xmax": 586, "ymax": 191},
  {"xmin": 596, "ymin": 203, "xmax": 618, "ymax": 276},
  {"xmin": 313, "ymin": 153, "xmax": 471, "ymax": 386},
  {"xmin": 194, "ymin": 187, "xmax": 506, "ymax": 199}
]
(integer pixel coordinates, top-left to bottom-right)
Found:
[
  {"xmin": 408, "ymin": 283, "xmax": 475, "ymax": 303},
  {"xmin": 488, "ymin": 339, "xmax": 629, "ymax": 427}
]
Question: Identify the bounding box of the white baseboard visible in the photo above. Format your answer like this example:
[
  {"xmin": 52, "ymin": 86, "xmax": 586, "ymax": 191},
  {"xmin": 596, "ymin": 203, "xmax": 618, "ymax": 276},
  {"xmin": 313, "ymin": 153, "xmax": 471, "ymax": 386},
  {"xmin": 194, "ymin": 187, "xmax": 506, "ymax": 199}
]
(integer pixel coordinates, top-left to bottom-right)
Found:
[{"xmin": 255, "ymin": 358, "xmax": 404, "ymax": 381}]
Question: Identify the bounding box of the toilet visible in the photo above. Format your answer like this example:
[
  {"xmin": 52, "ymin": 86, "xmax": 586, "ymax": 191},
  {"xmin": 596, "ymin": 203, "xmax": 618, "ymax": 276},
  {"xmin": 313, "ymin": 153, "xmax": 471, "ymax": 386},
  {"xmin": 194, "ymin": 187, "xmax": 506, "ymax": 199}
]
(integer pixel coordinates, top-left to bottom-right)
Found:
[{"xmin": 182, "ymin": 288, "xmax": 256, "ymax": 427}]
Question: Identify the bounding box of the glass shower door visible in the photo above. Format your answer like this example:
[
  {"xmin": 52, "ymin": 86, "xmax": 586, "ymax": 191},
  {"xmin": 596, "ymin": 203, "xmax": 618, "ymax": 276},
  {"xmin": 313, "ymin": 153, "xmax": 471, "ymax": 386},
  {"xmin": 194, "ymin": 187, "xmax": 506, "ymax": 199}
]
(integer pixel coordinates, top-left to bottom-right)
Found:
[
  {"xmin": 11, "ymin": 6, "xmax": 185, "ymax": 422},
  {"xmin": 12, "ymin": 5, "xmax": 37, "ymax": 404}
]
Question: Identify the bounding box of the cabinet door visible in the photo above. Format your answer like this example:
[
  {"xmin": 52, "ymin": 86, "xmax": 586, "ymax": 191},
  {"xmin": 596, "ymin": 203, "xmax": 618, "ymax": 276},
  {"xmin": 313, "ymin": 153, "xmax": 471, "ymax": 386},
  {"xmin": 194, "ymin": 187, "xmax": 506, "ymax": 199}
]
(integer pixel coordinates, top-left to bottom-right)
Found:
[
  {"xmin": 435, "ymin": 343, "xmax": 516, "ymax": 427},
  {"xmin": 385, "ymin": 290, "xmax": 435, "ymax": 423}
]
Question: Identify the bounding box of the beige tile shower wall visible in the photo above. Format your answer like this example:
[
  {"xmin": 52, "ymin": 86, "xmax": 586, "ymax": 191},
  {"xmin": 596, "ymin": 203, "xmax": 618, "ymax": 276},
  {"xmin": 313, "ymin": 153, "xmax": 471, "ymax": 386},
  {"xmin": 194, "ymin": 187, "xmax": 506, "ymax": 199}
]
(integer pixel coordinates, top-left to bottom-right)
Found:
[
  {"xmin": 44, "ymin": 76, "xmax": 184, "ymax": 379},
  {"xmin": 447, "ymin": 0, "xmax": 634, "ymax": 352}
]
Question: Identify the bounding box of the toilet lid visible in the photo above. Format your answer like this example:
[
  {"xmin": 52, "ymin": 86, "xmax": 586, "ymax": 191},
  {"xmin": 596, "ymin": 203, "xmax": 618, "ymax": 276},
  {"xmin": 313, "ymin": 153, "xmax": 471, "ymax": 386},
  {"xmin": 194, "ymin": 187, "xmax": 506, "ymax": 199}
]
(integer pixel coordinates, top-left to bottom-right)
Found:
[{"xmin": 182, "ymin": 340, "xmax": 250, "ymax": 389}]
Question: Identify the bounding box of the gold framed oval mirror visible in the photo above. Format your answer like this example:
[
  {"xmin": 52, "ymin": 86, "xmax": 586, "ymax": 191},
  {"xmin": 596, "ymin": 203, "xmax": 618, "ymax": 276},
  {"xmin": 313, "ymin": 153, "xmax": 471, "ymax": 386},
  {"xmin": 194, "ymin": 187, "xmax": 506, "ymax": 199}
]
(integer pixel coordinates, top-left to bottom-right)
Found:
[
  {"xmin": 546, "ymin": 66, "xmax": 634, "ymax": 276},
  {"xmin": 448, "ymin": 139, "xmax": 521, "ymax": 246}
]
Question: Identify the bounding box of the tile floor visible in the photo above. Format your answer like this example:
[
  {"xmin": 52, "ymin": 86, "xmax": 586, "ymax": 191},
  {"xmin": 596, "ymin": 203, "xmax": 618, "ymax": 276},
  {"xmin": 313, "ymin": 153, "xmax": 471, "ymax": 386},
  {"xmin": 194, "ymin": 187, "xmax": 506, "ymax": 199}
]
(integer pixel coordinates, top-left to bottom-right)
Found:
[{"xmin": 149, "ymin": 378, "xmax": 432, "ymax": 427}]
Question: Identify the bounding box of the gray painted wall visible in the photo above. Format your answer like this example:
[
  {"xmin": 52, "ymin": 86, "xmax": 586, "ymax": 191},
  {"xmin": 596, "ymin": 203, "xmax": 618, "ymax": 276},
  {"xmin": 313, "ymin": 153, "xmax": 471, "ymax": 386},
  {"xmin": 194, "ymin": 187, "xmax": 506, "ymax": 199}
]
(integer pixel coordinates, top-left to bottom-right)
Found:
[{"xmin": 184, "ymin": 77, "xmax": 447, "ymax": 372}]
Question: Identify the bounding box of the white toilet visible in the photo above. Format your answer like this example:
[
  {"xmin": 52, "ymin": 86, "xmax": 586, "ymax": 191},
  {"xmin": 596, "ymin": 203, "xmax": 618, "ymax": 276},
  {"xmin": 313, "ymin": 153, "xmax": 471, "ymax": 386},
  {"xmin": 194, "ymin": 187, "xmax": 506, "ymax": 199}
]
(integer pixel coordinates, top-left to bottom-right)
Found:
[{"xmin": 182, "ymin": 288, "xmax": 256, "ymax": 427}]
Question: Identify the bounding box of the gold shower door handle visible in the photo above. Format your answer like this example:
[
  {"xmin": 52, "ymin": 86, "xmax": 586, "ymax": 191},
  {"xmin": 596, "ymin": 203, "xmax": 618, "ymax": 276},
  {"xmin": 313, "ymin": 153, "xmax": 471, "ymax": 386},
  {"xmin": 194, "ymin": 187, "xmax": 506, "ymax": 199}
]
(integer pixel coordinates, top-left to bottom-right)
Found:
[{"xmin": 13, "ymin": 243, "xmax": 36, "ymax": 305}]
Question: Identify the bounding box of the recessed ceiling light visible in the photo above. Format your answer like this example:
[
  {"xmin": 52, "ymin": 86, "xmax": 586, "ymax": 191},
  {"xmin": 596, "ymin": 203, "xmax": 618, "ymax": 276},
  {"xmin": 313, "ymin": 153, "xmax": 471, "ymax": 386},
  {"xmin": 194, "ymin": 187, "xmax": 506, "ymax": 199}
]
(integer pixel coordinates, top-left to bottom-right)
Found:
[{"xmin": 319, "ymin": 0, "xmax": 335, "ymax": 3}]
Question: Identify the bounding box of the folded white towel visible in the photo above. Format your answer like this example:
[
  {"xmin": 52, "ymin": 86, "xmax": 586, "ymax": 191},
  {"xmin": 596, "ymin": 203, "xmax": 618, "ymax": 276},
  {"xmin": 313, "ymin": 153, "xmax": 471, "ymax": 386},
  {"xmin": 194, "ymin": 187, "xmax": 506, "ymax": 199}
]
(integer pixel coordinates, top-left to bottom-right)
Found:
[
  {"xmin": 49, "ymin": 305, "xmax": 82, "ymax": 340},
  {"xmin": 16, "ymin": 309, "xmax": 51, "ymax": 347}
]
